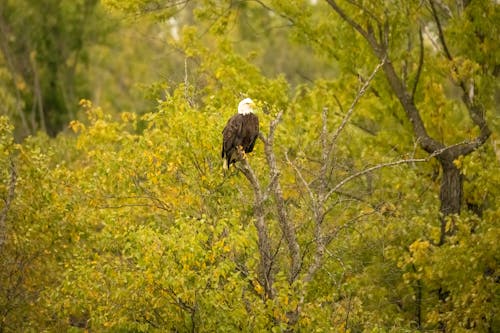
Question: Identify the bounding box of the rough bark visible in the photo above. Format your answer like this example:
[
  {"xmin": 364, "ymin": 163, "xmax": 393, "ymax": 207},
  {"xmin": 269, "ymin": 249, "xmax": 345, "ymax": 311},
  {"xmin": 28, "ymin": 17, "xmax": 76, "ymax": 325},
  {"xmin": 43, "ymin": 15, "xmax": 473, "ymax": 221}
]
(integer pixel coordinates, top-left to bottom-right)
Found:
[{"xmin": 438, "ymin": 160, "xmax": 462, "ymax": 244}]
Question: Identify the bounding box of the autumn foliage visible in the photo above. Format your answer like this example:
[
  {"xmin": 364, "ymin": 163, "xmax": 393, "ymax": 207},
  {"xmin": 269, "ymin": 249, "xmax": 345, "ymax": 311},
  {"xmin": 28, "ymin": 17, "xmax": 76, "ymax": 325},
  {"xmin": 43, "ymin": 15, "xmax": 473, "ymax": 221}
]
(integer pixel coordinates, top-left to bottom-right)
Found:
[{"xmin": 0, "ymin": 1, "xmax": 499, "ymax": 332}]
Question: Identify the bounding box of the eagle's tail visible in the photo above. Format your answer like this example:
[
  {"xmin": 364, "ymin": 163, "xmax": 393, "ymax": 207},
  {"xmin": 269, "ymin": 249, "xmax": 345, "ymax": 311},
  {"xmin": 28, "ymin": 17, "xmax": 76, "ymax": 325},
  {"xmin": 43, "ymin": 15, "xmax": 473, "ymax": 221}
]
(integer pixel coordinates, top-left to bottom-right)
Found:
[{"xmin": 223, "ymin": 158, "xmax": 229, "ymax": 170}]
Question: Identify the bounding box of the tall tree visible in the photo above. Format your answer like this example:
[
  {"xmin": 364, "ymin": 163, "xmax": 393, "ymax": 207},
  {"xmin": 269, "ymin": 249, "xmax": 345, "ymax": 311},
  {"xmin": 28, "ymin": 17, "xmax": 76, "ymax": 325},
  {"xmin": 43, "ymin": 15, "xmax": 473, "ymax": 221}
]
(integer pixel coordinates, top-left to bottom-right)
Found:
[
  {"xmin": 0, "ymin": 0, "xmax": 106, "ymax": 137},
  {"xmin": 266, "ymin": 0, "xmax": 496, "ymax": 243}
]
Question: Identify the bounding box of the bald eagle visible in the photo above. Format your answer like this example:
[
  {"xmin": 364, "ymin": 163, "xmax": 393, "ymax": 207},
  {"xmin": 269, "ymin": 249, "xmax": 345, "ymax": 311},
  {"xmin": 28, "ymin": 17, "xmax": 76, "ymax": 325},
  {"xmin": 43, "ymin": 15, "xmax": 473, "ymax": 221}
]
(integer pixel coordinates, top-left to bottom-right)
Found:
[{"xmin": 222, "ymin": 98, "xmax": 259, "ymax": 169}]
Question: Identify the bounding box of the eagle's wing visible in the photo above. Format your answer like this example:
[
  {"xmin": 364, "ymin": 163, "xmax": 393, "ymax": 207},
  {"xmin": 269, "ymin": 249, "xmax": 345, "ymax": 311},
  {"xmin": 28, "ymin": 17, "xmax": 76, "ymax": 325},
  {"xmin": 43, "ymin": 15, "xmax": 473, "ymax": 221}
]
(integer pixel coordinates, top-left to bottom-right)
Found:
[
  {"xmin": 245, "ymin": 114, "xmax": 259, "ymax": 153},
  {"xmin": 221, "ymin": 114, "xmax": 243, "ymax": 158}
]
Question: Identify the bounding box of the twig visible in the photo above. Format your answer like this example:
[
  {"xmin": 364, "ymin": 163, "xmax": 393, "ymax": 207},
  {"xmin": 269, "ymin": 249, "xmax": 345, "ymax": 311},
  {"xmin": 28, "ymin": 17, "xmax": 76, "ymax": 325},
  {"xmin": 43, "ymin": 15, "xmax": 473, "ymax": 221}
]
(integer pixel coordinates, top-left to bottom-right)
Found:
[
  {"xmin": 320, "ymin": 107, "xmax": 329, "ymax": 195},
  {"xmin": 324, "ymin": 144, "xmax": 456, "ymax": 202},
  {"xmin": 285, "ymin": 152, "xmax": 315, "ymax": 208},
  {"xmin": 328, "ymin": 56, "xmax": 386, "ymax": 160}
]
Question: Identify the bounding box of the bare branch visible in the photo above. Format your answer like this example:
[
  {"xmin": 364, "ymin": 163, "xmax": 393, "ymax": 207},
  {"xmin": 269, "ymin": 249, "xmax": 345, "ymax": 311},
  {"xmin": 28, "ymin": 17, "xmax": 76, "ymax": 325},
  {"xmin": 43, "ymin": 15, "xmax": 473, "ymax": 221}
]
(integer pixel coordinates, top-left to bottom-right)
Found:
[
  {"xmin": 331, "ymin": 56, "xmax": 385, "ymax": 144},
  {"xmin": 262, "ymin": 110, "xmax": 301, "ymax": 283},
  {"xmin": 268, "ymin": 110, "xmax": 283, "ymax": 143},
  {"xmin": 252, "ymin": 0, "xmax": 296, "ymax": 26},
  {"xmin": 326, "ymin": 0, "xmax": 378, "ymax": 51},
  {"xmin": 262, "ymin": 171, "xmax": 279, "ymax": 202},
  {"xmin": 237, "ymin": 158, "xmax": 274, "ymax": 299},
  {"xmin": 320, "ymin": 107, "xmax": 329, "ymax": 195},
  {"xmin": 429, "ymin": 0, "xmax": 453, "ymax": 61},
  {"xmin": 285, "ymin": 152, "xmax": 315, "ymax": 206},
  {"xmin": 326, "ymin": 159, "xmax": 422, "ymax": 200},
  {"xmin": 332, "ymin": 94, "xmax": 344, "ymax": 114},
  {"xmin": 324, "ymin": 142, "xmax": 468, "ymax": 202},
  {"xmin": 304, "ymin": 207, "xmax": 378, "ymax": 286},
  {"xmin": 97, "ymin": 193, "xmax": 172, "ymax": 212},
  {"xmin": 304, "ymin": 226, "xmax": 326, "ymax": 284},
  {"xmin": 328, "ymin": 56, "xmax": 386, "ymax": 161}
]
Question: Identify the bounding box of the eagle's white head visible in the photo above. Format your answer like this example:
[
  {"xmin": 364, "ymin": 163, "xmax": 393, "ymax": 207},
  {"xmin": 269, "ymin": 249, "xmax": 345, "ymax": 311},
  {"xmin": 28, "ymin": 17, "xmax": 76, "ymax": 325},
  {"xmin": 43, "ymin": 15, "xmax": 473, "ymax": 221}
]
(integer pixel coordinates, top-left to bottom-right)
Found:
[{"xmin": 238, "ymin": 98, "xmax": 255, "ymax": 115}]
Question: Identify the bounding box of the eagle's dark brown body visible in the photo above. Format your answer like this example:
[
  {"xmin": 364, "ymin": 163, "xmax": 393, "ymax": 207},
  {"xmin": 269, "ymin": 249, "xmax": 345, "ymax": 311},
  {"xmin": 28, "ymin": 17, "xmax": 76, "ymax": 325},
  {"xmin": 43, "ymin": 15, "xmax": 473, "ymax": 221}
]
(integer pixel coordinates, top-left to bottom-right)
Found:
[{"xmin": 221, "ymin": 113, "xmax": 259, "ymax": 168}]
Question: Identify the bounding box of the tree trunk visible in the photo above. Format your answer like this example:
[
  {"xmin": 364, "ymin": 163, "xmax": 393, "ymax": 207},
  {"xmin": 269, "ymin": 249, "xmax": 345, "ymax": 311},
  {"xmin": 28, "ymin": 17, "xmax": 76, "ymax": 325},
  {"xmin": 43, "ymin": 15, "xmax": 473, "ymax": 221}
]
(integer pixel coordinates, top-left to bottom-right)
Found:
[{"xmin": 438, "ymin": 158, "xmax": 462, "ymax": 244}]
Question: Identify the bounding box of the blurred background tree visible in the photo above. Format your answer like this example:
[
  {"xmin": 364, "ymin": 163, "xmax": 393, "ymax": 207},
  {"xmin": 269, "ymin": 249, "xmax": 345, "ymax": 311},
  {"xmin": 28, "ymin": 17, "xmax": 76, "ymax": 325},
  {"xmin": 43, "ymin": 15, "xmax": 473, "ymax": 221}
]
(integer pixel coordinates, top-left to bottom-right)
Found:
[{"xmin": 0, "ymin": 0, "xmax": 108, "ymax": 137}]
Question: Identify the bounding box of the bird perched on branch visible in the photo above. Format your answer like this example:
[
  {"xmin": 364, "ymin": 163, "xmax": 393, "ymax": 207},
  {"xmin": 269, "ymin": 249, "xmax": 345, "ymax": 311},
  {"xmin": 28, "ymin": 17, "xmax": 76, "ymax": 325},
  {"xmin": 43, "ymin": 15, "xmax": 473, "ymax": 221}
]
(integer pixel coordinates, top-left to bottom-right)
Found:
[{"xmin": 221, "ymin": 98, "xmax": 259, "ymax": 169}]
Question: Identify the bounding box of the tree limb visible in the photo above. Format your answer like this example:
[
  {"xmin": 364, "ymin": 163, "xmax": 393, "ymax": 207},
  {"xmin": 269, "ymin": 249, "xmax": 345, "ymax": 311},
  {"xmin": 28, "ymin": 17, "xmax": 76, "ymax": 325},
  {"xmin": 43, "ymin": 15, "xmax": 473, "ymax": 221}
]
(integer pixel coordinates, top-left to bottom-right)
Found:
[
  {"xmin": 429, "ymin": 0, "xmax": 453, "ymax": 61},
  {"xmin": 411, "ymin": 26, "xmax": 424, "ymax": 102},
  {"xmin": 285, "ymin": 152, "xmax": 316, "ymax": 210},
  {"xmin": 428, "ymin": 0, "xmax": 491, "ymax": 157},
  {"xmin": 324, "ymin": 143, "xmax": 467, "ymax": 202},
  {"xmin": 261, "ymin": 110, "xmax": 302, "ymax": 283},
  {"xmin": 325, "ymin": 0, "xmax": 378, "ymax": 51},
  {"xmin": 329, "ymin": 56, "xmax": 386, "ymax": 150},
  {"xmin": 237, "ymin": 158, "xmax": 274, "ymax": 299}
]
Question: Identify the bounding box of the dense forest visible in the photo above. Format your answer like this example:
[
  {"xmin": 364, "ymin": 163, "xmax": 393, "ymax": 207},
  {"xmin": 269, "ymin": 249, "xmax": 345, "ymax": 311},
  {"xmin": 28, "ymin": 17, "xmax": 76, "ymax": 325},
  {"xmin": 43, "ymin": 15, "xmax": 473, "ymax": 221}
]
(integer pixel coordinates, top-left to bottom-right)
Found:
[{"xmin": 0, "ymin": 0, "xmax": 499, "ymax": 332}]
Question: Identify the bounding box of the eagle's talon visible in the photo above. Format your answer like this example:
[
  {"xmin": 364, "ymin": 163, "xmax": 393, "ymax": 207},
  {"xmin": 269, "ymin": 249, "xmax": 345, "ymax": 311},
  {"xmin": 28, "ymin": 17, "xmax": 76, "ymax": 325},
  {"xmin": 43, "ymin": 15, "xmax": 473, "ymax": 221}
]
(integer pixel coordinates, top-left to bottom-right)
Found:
[{"xmin": 237, "ymin": 145, "xmax": 247, "ymax": 159}]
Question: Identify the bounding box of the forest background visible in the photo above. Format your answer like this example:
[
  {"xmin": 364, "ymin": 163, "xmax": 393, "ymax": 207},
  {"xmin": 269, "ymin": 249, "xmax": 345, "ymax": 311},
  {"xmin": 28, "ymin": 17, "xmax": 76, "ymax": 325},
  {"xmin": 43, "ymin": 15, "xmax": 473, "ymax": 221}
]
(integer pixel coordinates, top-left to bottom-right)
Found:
[{"xmin": 0, "ymin": 0, "xmax": 499, "ymax": 332}]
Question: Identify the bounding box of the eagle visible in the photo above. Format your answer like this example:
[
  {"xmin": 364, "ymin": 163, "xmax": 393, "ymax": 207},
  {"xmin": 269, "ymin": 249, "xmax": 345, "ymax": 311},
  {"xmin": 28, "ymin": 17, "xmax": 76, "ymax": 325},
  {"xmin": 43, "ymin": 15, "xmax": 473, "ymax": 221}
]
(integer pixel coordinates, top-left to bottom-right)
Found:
[{"xmin": 221, "ymin": 98, "xmax": 259, "ymax": 169}]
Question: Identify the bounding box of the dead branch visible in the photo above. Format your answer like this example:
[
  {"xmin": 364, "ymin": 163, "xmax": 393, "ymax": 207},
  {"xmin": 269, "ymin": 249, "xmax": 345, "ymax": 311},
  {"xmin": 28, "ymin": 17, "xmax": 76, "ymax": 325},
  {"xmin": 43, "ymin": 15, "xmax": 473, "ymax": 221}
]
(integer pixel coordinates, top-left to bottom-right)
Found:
[
  {"xmin": 320, "ymin": 107, "xmax": 329, "ymax": 195},
  {"xmin": 285, "ymin": 152, "xmax": 315, "ymax": 209},
  {"xmin": 329, "ymin": 56, "xmax": 386, "ymax": 155},
  {"xmin": 261, "ymin": 110, "xmax": 302, "ymax": 283},
  {"xmin": 285, "ymin": 58, "xmax": 385, "ymax": 285},
  {"xmin": 237, "ymin": 158, "xmax": 274, "ymax": 299},
  {"xmin": 324, "ymin": 142, "xmax": 462, "ymax": 202}
]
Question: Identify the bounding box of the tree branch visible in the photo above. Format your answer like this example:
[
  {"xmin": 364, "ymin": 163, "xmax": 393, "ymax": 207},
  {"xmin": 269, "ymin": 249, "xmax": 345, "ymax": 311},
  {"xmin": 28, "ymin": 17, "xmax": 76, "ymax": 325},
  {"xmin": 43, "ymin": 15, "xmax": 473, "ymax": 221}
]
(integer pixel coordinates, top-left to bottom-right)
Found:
[
  {"xmin": 237, "ymin": 158, "xmax": 274, "ymax": 299},
  {"xmin": 288, "ymin": 59, "xmax": 384, "ymax": 285},
  {"xmin": 261, "ymin": 110, "xmax": 302, "ymax": 283},
  {"xmin": 326, "ymin": 0, "xmax": 379, "ymax": 52},
  {"xmin": 345, "ymin": 0, "xmax": 382, "ymax": 26},
  {"xmin": 411, "ymin": 26, "xmax": 424, "ymax": 102},
  {"xmin": 328, "ymin": 0, "xmax": 445, "ymax": 154},
  {"xmin": 329, "ymin": 56, "xmax": 386, "ymax": 149},
  {"xmin": 324, "ymin": 143, "xmax": 466, "ymax": 202},
  {"xmin": 285, "ymin": 152, "xmax": 316, "ymax": 210},
  {"xmin": 429, "ymin": 0, "xmax": 453, "ymax": 61},
  {"xmin": 320, "ymin": 107, "xmax": 328, "ymax": 194},
  {"xmin": 428, "ymin": 0, "xmax": 491, "ymax": 157}
]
